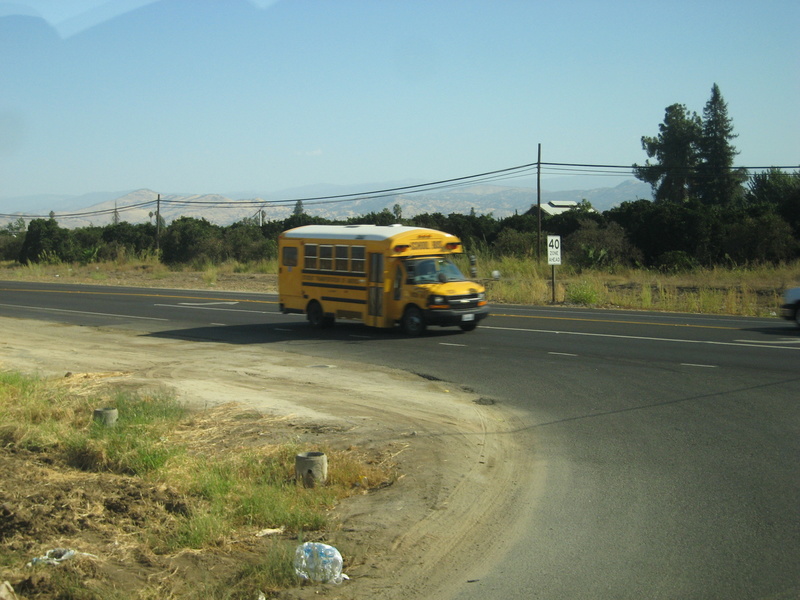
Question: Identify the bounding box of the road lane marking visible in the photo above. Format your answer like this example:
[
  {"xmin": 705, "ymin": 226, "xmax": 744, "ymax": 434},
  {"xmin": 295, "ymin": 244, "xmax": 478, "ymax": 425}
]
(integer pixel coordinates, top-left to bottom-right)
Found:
[
  {"xmin": 491, "ymin": 312, "xmax": 739, "ymax": 330},
  {"xmin": 0, "ymin": 287, "xmax": 277, "ymax": 305},
  {"xmin": 178, "ymin": 301, "xmax": 239, "ymax": 306},
  {"xmin": 0, "ymin": 303, "xmax": 168, "ymax": 321},
  {"xmin": 153, "ymin": 303, "xmax": 273, "ymax": 314},
  {"xmin": 734, "ymin": 338, "xmax": 800, "ymax": 345},
  {"xmin": 480, "ymin": 325, "xmax": 800, "ymax": 351},
  {"xmin": 440, "ymin": 342, "xmax": 467, "ymax": 347},
  {"xmin": 681, "ymin": 363, "xmax": 718, "ymax": 368},
  {"xmin": 549, "ymin": 352, "xmax": 578, "ymax": 357}
]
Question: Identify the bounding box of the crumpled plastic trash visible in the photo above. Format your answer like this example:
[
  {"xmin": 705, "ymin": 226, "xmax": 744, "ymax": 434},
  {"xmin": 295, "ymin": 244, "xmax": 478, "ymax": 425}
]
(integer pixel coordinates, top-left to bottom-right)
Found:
[
  {"xmin": 26, "ymin": 548, "xmax": 96, "ymax": 567},
  {"xmin": 293, "ymin": 542, "xmax": 348, "ymax": 584}
]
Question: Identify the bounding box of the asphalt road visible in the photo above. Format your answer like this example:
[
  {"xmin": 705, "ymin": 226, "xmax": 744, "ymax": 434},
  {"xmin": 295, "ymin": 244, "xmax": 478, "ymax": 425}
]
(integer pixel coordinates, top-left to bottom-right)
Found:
[{"xmin": 1, "ymin": 280, "xmax": 798, "ymax": 600}]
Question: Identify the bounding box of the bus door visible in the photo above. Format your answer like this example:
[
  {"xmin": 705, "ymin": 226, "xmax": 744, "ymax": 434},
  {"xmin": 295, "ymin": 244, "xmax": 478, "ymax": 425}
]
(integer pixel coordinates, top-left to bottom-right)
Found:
[
  {"xmin": 365, "ymin": 252, "xmax": 385, "ymax": 327},
  {"xmin": 279, "ymin": 241, "xmax": 303, "ymax": 310}
]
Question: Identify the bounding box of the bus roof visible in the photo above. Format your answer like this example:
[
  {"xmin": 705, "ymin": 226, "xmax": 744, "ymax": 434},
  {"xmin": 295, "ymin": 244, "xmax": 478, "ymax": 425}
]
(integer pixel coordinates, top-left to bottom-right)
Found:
[{"xmin": 280, "ymin": 224, "xmax": 458, "ymax": 242}]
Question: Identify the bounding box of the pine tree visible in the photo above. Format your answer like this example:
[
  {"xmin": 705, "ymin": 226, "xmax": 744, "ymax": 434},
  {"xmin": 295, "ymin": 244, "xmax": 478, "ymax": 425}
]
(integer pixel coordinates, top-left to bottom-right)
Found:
[
  {"xmin": 634, "ymin": 103, "xmax": 702, "ymax": 204},
  {"xmin": 695, "ymin": 84, "xmax": 747, "ymax": 205}
]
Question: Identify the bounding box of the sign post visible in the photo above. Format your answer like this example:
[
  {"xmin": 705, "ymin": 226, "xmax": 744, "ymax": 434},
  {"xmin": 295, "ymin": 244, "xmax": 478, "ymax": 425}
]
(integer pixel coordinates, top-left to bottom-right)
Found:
[{"xmin": 547, "ymin": 235, "xmax": 561, "ymax": 303}]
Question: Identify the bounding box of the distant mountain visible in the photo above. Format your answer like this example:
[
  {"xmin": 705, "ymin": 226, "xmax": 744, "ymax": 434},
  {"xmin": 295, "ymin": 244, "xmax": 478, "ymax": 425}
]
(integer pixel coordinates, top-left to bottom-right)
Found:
[
  {"xmin": 0, "ymin": 180, "xmax": 652, "ymax": 229},
  {"xmin": 541, "ymin": 179, "xmax": 653, "ymax": 211},
  {"xmin": 0, "ymin": 190, "xmax": 136, "ymax": 216}
]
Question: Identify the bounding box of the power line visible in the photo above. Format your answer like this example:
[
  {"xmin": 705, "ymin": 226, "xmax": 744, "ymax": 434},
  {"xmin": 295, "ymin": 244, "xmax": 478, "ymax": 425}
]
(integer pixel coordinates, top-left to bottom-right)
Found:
[
  {"xmin": 0, "ymin": 200, "xmax": 158, "ymax": 220},
  {"xmin": 1, "ymin": 161, "xmax": 796, "ymax": 221},
  {"xmin": 157, "ymin": 162, "xmax": 540, "ymax": 207}
]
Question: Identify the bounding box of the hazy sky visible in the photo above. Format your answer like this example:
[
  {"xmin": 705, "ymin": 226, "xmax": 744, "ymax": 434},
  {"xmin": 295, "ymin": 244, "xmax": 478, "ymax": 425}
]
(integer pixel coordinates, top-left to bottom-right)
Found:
[{"xmin": 1, "ymin": 0, "xmax": 797, "ymax": 208}]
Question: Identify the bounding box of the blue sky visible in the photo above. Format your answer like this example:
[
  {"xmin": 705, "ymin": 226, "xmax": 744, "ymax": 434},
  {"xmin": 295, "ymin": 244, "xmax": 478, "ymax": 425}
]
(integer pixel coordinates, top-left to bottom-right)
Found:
[{"xmin": 0, "ymin": 0, "xmax": 797, "ymax": 209}]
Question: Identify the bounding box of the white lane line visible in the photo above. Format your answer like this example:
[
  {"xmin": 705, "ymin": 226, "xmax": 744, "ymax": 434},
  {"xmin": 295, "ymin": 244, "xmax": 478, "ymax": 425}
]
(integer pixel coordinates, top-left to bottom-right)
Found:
[
  {"xmin": 549, "ymin": 352, "xmax": 578, "ymax": 357},
  {"xmin": 154, "ymin": 303, "xmax": 272, "ymax": 314},
  {"xmin": 681, "ymin": 363, "xmax": 718, "ymax": 368},
  {"xmin": 0, "ymin": 303, "xmax": 168, "ymax": 321},
  {"xmin": 481, "ymin": 325, "xmax": 800, "ymax": 351},
  {"xmin": 734, "ymin": 338, "xmax": 800, "ymax": 345},
  {"xmin": 178, "ymin": 301, "xmax": 239, "ymax": 306},
  {"xmin": 440, "ymin": 342, "xmax": 467, "ymax": 347}
]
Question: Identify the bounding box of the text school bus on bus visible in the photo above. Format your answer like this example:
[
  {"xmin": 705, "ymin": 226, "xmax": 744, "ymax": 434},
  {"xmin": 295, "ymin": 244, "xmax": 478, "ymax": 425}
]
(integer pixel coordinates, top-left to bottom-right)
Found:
[{"xmin": 278, "ymin": 224, "xmax": 489, "ymax": 336}]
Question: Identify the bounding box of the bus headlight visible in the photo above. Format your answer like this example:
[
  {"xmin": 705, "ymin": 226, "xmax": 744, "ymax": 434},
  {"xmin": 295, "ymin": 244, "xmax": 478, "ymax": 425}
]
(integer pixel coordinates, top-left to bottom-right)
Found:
[{"xmin": 428, "ymin": 295, "xmax": 448, "ymax": 308}]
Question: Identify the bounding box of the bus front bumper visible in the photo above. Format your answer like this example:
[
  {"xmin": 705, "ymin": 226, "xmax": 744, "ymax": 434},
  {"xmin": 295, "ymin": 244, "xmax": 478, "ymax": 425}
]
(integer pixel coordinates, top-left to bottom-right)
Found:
[{"xmin": 423, "ymin": 306, "xmax": 490, "ymax": 327}]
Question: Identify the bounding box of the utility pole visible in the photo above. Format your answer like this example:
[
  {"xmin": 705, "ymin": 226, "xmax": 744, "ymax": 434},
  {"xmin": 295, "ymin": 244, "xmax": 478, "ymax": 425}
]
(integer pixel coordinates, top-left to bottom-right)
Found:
[
  {"xmin": 536, "ymin": 143, "xmax": 542, "ymax": 261},
  {"xmin": 155, "ymin": 194, "xmax": 161, "ymax": 252}
]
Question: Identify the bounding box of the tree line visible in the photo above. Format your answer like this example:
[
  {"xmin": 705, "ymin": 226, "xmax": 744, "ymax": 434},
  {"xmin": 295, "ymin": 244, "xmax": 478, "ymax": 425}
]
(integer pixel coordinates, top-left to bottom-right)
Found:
[{"xmin": 2, "ymin": 85, "xmax": 798, "ymax": 271}]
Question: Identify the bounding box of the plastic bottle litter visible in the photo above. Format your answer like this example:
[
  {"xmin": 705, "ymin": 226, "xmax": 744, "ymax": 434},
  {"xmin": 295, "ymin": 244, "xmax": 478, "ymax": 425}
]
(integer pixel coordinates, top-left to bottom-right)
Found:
[
  {"xmin": 26, "ymin": 548, "xmax": 97, "ymax": 567},
  {"xmin": 293, "ymin": 542, "xmax": 347, "ymax": 584}
]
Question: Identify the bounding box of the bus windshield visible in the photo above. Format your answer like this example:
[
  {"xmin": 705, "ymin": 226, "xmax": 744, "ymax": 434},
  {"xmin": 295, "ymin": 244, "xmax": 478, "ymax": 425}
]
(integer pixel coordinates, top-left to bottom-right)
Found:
[{"xmin": 406, "ymin": 257, "xmax": 467, "ymax": 284}]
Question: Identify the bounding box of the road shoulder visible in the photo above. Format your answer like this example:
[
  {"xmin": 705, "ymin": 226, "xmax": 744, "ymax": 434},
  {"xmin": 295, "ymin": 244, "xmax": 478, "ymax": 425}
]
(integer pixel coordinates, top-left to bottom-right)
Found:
[{"xmin": 0, "ymin": 317, "xmax": 536, "ymax": 599}]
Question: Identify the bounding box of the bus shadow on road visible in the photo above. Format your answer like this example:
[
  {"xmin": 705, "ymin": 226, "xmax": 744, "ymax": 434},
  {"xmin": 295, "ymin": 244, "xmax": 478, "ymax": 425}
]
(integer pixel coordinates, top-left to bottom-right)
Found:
[{"xmin": 141, "ymin": 320, "xmax": 470, "ymax": 346}]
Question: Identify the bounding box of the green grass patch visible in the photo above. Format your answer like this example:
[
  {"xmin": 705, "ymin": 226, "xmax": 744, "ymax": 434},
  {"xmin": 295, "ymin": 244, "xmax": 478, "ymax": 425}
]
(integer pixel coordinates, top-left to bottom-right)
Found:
[{"xmin": 565, "ymin": 279, "xmax": 603, "ymax": 305}]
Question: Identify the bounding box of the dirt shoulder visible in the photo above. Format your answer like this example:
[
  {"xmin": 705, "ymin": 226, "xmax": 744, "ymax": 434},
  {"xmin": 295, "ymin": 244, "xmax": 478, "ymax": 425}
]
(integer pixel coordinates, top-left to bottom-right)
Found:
[{"xmin": 0, "ymin": 305, "xmax": 534, "ymax": 599}]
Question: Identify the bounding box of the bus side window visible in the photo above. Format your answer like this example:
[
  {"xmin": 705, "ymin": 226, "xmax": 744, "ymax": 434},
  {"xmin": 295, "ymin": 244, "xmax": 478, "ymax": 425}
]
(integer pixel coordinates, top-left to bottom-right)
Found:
[
  {"xmin": 319, "ymin": 245, "xmax": 333, "ymax": 271},
  {"xmin": 351, "ymin": 246, "xmax": 365, "ymax": 273},
  {"xmin": 304, "ymin": 244, "xmax": 318, "ymax": 269},
  {"xmin": 335, "ymin": 245, "xmax": 349, "ymax": 271},
  {"xmin": 282, "ymin": 246, "xmax": 298, "ymax": 267}
]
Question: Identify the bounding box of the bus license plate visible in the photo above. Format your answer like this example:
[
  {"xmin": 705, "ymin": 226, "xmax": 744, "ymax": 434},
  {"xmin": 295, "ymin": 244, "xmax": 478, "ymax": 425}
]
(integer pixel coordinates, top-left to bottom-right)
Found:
[{"xmin": 462, "ymin": 314, "xmax": 475, "ymax": 322}]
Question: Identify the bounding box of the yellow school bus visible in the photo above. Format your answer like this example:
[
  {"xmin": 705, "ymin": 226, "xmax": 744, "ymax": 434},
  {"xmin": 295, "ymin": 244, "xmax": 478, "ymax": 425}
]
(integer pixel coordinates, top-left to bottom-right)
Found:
[{"xmin": 278, "ymin": 224, "xmax": 489, "ymax": 335}]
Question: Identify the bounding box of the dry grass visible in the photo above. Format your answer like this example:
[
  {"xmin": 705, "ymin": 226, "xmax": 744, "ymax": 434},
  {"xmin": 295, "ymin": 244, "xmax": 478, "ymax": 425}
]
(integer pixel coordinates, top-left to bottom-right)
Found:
[
  {"xmin": 478, "ymin": 258, "xmax": 799, "ymax": 316},
  {"xmin": 0, "ymin": 372, "xmax": 398, "ymax": 598}
]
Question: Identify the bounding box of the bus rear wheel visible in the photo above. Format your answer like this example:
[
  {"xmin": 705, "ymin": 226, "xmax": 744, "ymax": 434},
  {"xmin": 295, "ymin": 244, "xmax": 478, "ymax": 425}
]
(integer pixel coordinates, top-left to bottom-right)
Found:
[
  {"xmin": 307, "ymin": 301, "xmax": 326, "ymax": 328},
  {"xmin": 401, "ymin": 306, "xmax": 426, "ymax": 336}
]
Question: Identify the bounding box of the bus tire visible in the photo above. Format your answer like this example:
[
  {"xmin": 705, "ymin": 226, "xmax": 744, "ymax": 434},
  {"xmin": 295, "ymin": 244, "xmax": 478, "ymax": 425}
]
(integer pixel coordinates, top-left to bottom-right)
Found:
[
  {"xmin": 307, "ymin": 301, "xmax": 326, "ymax": 328},
  {"xmin": 402, "ymin": 306, "xmax": 426, "ymax": 336}
]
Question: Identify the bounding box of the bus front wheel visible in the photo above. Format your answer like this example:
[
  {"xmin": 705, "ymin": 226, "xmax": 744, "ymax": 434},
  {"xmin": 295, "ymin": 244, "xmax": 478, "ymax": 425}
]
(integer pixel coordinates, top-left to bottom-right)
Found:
[{"xmin": 401, "ymin": 306, "xmax": 426, "ymax": 336}]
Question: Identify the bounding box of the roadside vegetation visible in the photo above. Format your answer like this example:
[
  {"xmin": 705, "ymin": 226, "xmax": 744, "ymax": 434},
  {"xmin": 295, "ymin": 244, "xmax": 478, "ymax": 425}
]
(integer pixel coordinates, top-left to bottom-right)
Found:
[
  {"xmin": 0, "ymin": 371, "xmax": 397, "ymax": 598},
  {"xmin": 474, "ymin": 254, "xmax": 794, "ymax": 317},
  {"xmin": 1, "ymin": 254, "xmax": 794, "ymax": 318}
]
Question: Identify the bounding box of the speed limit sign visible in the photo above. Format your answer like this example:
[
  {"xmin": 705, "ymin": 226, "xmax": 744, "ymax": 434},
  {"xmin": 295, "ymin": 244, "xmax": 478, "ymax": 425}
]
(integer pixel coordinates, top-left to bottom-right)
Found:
[{"xmin": 547, "ymin": 235, "xmax": 561, "ymax": 265}]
